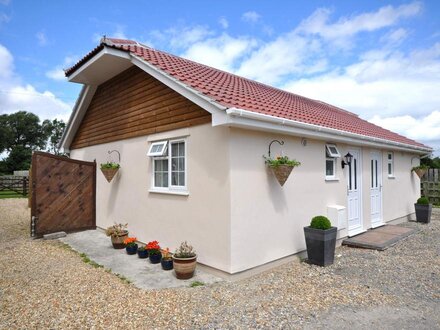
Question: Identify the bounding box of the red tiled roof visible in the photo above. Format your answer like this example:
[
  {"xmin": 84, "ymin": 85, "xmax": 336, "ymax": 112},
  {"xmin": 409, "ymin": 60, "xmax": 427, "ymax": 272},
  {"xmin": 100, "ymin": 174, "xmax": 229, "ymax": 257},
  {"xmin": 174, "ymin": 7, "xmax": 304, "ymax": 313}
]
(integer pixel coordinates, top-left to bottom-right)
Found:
[{"xmin": 66, "ymin": 37, "xmax": 430, "ymax": 150}]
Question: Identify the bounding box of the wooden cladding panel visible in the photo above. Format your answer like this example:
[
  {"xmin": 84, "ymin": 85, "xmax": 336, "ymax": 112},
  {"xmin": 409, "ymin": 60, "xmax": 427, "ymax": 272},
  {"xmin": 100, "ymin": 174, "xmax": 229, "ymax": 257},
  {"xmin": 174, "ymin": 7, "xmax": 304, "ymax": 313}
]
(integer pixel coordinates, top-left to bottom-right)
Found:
[{"xmin": 71, "ymin": 66, "xmax": 211, "ymax": 149}]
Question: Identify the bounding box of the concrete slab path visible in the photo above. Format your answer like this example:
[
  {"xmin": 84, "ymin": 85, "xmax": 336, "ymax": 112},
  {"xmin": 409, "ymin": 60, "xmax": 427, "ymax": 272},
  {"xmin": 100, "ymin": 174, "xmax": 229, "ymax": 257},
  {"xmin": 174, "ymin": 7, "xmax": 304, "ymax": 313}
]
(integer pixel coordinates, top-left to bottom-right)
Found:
[
  {"xmin": 60, "ymin": 230, "xmax": 223, "ymax": 290},
  {"xmin": 342, "ymin": 225, "xmax": 416, "ymax": 250}
]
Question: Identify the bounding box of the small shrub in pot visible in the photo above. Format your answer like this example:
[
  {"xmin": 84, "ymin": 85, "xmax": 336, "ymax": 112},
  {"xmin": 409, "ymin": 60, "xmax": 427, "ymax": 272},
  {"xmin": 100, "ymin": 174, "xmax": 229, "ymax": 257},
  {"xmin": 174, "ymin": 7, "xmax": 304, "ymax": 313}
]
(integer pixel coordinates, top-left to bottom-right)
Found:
[
  {"xmin": 303, "ymin": 216, "xmax": 337, "ymax": 266},
  {"xmin": 161, "ymin": 248, "xmax": 173, "ymax": 271},
  {"xmin": 414, "ymin": 196, "xmax": 432, "ymax": 223},
  {"xmin": 105, "ymin": 223, "xmax": 128, "ymax": 249},
  {"xmin": 124, "ymin": 237, "xmax": 138, "ymax": 255}
]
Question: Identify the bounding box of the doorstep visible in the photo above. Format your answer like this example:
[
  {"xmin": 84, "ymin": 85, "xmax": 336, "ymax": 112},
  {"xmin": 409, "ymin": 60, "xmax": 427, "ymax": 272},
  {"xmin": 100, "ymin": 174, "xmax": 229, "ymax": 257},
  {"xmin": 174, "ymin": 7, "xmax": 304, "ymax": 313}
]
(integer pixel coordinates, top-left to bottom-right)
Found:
[
  {"xmin": 341, "ymin": 225, "xmax": 417, "ymax": 251},
  {"xmin": 59, "ymin": 230, "xmax": 223, "ymax": 290}
]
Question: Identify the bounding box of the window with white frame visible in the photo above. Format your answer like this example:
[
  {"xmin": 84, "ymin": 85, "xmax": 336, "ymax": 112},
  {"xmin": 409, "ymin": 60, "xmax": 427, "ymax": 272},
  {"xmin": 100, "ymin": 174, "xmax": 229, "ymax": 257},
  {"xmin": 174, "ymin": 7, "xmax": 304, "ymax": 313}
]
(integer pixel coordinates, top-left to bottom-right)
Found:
[
  {"xmin": 325, "ymin": 144, "xmax": 340, "ymax": 179},
  {"xmin": 387, "ymin": 152, "xmax": 394, "ymax": 177},
  {"xmin": 149, "ymin": 139, "xmax": 186, "ymax": 191}
]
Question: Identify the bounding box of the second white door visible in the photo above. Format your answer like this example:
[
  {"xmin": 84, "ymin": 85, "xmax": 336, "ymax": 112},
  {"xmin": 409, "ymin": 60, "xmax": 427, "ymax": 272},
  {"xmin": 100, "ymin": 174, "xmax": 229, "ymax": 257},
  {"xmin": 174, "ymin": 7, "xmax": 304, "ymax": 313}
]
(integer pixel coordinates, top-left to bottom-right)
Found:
[{"xmin": 370, "ymin": 151, "xmax": 383, "ymax": 227}]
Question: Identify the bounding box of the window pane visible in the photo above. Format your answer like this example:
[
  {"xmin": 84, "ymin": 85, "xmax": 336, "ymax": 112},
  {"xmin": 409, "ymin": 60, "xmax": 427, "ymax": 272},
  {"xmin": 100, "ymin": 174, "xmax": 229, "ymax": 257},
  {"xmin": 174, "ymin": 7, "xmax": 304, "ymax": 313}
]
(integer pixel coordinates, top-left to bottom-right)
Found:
[
  {"xmin": 172, "ymin": 172, "xmax": 178, "ymax": 185},
  {"xmin": 179, "ymin": 172, "xmax": 185, "ymax": 186},
  {"xmin": 178, "ymin": 142, "xmax": 185, "ymax": 156},
  {"xmin": 388, "ymin": 163, "xmax": 392, "ymax": 175},
  {"xmin": 154, "ymin": 159, "xmax": 168, "ymax": 187},
  {"xmin": 388, "ymin": 153, "xmax": 392, "ymax": 160},
  {"xmin": 172, "ymin": 143, "xmax": 178, "ymax": 157},
  {"xmin": 326, "ymin": 159, "xmax": 334, "ymax": 176},
  {"xmin": 178, "ymin": 158, "xmax": 184, "ymax": 171},
  {"xmin": 371, "ymin": 160, "xmax": 374, "ymax": 188},
  {"xmin": 172, "ymin": 158, "xmax": 178, "ymax": 171}
]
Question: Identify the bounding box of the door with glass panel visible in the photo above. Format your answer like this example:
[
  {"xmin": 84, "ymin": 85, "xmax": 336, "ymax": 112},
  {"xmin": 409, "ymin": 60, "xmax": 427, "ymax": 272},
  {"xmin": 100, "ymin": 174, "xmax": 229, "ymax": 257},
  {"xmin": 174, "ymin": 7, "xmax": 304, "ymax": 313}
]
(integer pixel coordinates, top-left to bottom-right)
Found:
[
  {"xmin": 370, "ymin": 151, "xmax": 383, "ymax": 227},
  {"xmin": 347, "ymin": 148, "xmax": 363, "ymax": 236}
]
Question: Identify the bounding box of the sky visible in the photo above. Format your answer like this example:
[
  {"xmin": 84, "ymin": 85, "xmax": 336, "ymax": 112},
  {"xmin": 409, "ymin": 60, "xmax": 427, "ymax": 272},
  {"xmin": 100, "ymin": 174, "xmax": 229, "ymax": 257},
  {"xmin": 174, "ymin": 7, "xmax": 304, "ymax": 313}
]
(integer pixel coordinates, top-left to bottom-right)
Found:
[{"xmin": 0, "ymin": 0, "xmax": 439, "ymax": 155}]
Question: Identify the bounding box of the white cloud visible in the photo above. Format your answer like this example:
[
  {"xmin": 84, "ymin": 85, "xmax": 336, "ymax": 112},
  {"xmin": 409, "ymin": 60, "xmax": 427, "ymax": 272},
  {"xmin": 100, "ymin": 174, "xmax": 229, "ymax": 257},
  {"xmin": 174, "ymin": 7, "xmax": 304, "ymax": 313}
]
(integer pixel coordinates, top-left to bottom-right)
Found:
[
  {"xmin": 242, "ymin": 11, "xmax": 261, "ymax": 23},
  {"xmin": 0, "ymin": 12, "xmax": 10, "ymax": 23},
  {"xmin": 182, "ymin": 33, "xmax": 258, "ymax": 72},
  {"xmin": 0, "ymin": 44, "xmax": 72, "ymax": 120},
  {"xmin": 36, "ymin": 31, "xmax": 48, "ymax": 46},
  {"xmin": 370, "ymin": 111, "xmax": 440, "ymax": 142},
  {"xmin": 150, "ymin": 25, "xmax": 214, "ymax": 50},
  {"xmin": 282, "ymin": 43, "xmax": 440, "ymax": 119},
  {"xmin": 296, "ymin": 2, "xmax": 422, "ymax": 40},
  {"xmin": 219, "ymin": 17, "xmax": 229, "ymax": 29},
  {"xmin": 380, "ymin": 28, "xmax": 409, "ymax": 45},
  {"xmin": 0, "ymin": 0, "xmax": 11, "ymax": 5},
  {"xmin": 46, "ymin": 56, "xmax": 78, "ymax": 81}
]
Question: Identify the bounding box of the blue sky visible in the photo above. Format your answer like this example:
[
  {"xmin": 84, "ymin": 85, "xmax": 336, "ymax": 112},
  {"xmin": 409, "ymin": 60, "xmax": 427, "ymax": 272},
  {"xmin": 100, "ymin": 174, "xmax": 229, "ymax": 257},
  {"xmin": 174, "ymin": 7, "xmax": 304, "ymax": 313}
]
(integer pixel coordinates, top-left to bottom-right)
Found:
[{"xmin": 0, "ymin": 0, "xmax": 439, "ymax": 154}]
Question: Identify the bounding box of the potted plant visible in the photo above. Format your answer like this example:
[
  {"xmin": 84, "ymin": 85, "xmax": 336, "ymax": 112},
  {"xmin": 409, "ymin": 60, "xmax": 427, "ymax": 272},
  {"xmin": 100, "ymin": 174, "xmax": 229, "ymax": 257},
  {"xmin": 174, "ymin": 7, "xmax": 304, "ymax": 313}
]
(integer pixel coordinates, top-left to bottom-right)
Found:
[
  {"xmin": 414, "ymin": 196, "xmax": 432, "ymax": 223},
  {"xmin": 412, "ymin": 165, "xmax": 429, "ymax": 179},
  {"xmin": 264, "ymin": 155, "xmax": 301, "ymax": 186},
  {"xmin": 161, "ymin": 248, "xmax": 173, "ymax": 270},
  {"xmin": 173, "ymin": 241, "xmax": 197, "ymax": 279},
  {"xmin": 303, "ymin": 216, "xmax": 337, "ymax": 267},
  {"xmin": 105, "ymin": 223, "xmax": 128, "ymax": 249},
  {"xmin": 137, "ymin": 245, "xmax": 149, "ymax": 258},
  {"xmin": 100, "ymin": 162, "xmax": 120, "ymax": 182},
  {"xmin": 124, "ymin": 237, "xmax": 138, "ymax": 255},
  {"xmin": 146, "ymin": 240, "xmax": 162, "ymax": 264}
]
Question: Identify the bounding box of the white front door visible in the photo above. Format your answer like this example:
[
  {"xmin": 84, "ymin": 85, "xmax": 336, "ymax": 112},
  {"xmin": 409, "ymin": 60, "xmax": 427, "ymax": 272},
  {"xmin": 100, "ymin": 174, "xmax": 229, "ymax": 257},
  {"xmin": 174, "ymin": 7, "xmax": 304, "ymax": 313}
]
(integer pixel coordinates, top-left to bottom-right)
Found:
[
  {"xmin": 347, "ymin": 148, "xmax": 363, "ymax": 236},
  {"xmin": 370, "ymin": 151, "xmax": 383, "ymax": 228}
]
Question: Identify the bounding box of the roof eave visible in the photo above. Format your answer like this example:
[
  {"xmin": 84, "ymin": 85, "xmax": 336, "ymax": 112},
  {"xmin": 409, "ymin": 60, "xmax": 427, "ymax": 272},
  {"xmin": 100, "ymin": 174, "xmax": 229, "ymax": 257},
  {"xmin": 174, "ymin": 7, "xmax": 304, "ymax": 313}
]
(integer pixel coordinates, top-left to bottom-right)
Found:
[{"xmin": 223, "ymin": 108, "xmax": 432, "ymax": 154}]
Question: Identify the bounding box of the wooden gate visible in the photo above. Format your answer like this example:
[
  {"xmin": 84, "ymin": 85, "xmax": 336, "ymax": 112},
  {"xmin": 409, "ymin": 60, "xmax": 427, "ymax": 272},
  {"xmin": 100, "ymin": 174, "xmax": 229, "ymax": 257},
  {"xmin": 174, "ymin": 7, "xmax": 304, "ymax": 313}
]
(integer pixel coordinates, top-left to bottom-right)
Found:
[{"xmin": 31, "ymin": 151, "xmax": 96, "ymax": 237}]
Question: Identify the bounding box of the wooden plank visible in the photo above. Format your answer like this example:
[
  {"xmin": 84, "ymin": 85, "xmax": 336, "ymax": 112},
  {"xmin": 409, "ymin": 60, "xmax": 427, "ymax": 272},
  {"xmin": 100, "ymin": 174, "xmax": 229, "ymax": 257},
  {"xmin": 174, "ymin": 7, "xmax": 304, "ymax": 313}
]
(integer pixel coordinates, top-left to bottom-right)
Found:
[{"xmin": 70, "ymin": 66, "xmax": 211, "ymax": 150}]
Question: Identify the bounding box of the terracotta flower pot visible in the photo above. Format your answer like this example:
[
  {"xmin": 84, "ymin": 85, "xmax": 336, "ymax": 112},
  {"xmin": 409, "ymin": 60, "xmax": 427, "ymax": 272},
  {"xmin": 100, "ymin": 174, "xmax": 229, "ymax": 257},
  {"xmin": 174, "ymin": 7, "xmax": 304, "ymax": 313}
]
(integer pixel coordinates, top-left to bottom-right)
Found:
[
  {"xmin": 173, "ymin": 256, "xmax": 197, "ymax": 279},
  {"xmin": 101, "ymin": 168, "xmax": 119, "ymax": 182},
  {"xmin": 110, "ymin": 231, "xmax": 128, "ymax": 249},
  {"xmin": 269, "ymin": 165, "xmax": 294, "ymax": 186}
]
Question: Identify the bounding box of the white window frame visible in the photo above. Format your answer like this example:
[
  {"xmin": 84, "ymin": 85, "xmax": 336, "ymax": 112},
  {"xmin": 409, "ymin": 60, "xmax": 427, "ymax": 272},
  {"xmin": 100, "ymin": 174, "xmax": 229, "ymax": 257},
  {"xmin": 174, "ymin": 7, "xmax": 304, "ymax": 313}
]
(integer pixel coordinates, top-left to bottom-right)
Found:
[
  {"xmin": 325, "ymin": 144, "xmax": 340, "ymax": 181},
  {"xmin": 387, "ymin": 152, "xmax": 394, "ymax": 178},
  {"xmin": 147, "ymin": 141, "xmax": 168, "ymax": 156},
  {"xmin": 325, "ymin": 144, "xmax": 341, "ymax": 158},
  {"xmin": 149, "ymin": 138, "xmax": 188, "ymax": 195}
]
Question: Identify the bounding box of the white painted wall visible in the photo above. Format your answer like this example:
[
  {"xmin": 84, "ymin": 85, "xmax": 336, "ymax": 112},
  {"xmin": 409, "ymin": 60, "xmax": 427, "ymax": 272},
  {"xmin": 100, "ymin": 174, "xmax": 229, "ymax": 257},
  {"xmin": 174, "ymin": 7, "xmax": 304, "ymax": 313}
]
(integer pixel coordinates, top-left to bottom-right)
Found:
[
  {"xmin": 227, "ymin": 128, "xmax": 420, "ymax": 273},
  {"xmin": 70, "ymin": 123, "xmax": 421, "ymax": 274},
  {"xmin": 228, "ymin": 128, "xmax": 347, "ymax": 273},
  {"xmin": 70, "ymin": 124, "xmax": 232, "ymax": 272}
]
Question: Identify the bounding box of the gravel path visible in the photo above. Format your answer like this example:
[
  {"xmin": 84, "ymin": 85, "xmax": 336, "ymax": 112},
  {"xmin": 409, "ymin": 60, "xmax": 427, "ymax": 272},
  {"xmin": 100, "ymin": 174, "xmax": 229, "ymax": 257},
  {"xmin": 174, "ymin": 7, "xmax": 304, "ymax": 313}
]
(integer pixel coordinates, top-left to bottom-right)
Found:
[{"xmin": 0, "ymin": 199, "xmax": 439, "ymax": 329}]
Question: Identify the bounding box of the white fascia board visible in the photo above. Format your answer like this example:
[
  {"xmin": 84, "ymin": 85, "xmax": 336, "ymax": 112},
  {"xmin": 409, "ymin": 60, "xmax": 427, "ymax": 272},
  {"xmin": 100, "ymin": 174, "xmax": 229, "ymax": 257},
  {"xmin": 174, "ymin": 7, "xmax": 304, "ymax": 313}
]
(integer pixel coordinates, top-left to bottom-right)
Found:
[
  {"xmin": 67, "ymin": 47, "xmax": 130, "ymax": 82},
  {"xmin": 59, "ymin": 85, "xmax": 97, "ymax": 152},
  {"xmin": 225, "ymin": 108, "xmax": 432, "ymax": 154},
  {"xmin": 130, "ymin": 55, "xmax": 228, "ymax": 120}
]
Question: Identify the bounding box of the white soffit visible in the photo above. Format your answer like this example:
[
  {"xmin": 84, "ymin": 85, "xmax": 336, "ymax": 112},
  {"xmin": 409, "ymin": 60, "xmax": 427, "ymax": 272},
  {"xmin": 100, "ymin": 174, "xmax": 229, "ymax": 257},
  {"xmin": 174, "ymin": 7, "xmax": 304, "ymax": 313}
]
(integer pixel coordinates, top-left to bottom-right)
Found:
[{"xmin": 68, "ymin": 47, "xmax": 132, "ymax": 85}]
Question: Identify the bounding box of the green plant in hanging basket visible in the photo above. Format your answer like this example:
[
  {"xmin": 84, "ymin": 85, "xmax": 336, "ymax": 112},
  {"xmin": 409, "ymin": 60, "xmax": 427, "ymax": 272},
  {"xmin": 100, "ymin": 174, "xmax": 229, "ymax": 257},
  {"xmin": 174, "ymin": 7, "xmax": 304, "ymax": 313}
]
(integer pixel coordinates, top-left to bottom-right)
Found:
[
  {"xmin": 263, "ymin": 155, "xmax": 301, "ymax": 186},
  {"xmin": 100, "ymin": 162, "xmax": 121, "ymax": 182}
]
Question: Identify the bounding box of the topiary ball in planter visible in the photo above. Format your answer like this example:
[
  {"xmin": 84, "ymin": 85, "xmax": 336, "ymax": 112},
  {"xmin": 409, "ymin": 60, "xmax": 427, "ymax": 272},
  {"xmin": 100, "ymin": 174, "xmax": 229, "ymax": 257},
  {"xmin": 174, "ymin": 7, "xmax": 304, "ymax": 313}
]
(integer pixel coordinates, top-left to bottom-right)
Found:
[
  {"xmin": 415, "ymin": 196, "xmax": 432, "ymax": 223},
  {"xmin": 304, "ymin": 215, "xmax": 337, "ymax": 267}
]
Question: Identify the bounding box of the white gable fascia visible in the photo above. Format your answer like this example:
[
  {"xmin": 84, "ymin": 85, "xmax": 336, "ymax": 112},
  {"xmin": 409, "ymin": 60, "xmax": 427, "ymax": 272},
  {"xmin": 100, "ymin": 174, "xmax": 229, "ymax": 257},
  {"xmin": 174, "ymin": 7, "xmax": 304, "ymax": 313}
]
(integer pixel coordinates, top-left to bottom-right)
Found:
[
  {"xmin": 59, "ymin": 85, "xmax": 97, "ymax": 152},
  {"xmin": 225, "ymin": 108, "xmax": 432, "ymax": 154},
  {"xmin": 130, "ymin": 55, "xmax": 229, "ymax": 124},
  {"xmin": 68, "ymin": 47, "xmax": 130, "ymax": 82}
]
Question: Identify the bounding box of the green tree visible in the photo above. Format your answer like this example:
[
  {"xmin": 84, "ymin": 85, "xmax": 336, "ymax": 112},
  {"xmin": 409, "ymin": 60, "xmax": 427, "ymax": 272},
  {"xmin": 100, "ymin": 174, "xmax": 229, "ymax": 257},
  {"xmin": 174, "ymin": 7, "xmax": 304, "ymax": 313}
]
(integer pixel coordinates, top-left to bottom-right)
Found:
[
  {"xmin": 42, "ymin": 118, "xmax": 66, "ymax": 155},
  {"xmin": 0, "ymin": 111, "xmax": 66, "ymax": 173}
]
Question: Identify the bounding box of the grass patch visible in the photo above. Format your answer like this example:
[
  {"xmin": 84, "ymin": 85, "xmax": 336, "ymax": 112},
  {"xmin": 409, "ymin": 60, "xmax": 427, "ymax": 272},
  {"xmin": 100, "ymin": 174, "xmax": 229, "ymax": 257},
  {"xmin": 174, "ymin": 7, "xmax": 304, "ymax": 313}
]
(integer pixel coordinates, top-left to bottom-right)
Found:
[
  {"xmin": 114, "ymin": 273, "xmax": 132, "ymax": 284},
  {"xmin": 0, "ymin": 190, "xmax": 27, "ymax": 199},
  {"xmin": 190, "ymin": 281, "xmax": 205, "ymax": 288},
  {"xmin": 79, "ymin": 252, "xmax": 103, "ymax": 268}
]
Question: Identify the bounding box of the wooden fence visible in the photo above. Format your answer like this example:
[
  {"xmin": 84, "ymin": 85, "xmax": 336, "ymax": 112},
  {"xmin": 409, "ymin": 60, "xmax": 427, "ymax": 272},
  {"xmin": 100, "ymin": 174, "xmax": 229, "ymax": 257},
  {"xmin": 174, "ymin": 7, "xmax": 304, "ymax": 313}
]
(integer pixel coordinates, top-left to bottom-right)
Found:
[
  {"xmin": 0, "ymin": 176, "xmax": 29, "ymax": 196},
  {"xmin": 421, "ymin": 168, "xmax": 440, "ymax": 205}
]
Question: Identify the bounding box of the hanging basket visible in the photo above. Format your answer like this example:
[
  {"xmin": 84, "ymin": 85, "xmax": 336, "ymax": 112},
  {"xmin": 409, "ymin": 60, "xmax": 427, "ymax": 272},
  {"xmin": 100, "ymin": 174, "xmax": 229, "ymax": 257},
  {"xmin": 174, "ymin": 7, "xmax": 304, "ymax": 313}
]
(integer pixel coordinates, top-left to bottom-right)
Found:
[
  {"xmin": 101, "ymin": 168, "xmax": 119, "ymax": 182},
  {"xmin": 269, "ymin": 165, "xmax": 294, "ymax": 186},
  {"xmin": 414, "ymin": 168, "xmax": 427, "ymax": 179}
]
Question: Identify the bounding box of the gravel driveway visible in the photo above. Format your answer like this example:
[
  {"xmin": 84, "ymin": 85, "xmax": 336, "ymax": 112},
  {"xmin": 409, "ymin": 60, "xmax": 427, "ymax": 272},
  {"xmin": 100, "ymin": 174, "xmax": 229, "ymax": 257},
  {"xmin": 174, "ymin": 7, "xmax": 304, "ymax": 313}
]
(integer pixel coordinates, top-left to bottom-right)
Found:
[{"xmin": 0, "ymin": 199, "xmax": 439, "ymax": 329}]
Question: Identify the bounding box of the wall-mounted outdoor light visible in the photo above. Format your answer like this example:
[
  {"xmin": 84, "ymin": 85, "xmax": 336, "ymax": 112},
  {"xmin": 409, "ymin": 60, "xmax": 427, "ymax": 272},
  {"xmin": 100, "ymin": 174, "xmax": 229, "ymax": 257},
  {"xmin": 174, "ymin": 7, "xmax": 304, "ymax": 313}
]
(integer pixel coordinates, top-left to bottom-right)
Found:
[{"xmin": 341, "ymin": 152, "xmax": 353, "ymax": 169}]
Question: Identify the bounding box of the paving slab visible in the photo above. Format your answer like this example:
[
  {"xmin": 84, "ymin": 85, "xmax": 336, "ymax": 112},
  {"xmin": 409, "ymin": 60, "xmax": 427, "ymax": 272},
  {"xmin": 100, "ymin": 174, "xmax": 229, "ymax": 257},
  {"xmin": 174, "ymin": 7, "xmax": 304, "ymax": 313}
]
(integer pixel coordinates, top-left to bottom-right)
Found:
[
  {"xmin": 342, "ymin": 225, "xmax": 416, "ymax": 250},
  {"xmin": 60, "ymin": 229, "xmax": 223, "ymax": 290}
]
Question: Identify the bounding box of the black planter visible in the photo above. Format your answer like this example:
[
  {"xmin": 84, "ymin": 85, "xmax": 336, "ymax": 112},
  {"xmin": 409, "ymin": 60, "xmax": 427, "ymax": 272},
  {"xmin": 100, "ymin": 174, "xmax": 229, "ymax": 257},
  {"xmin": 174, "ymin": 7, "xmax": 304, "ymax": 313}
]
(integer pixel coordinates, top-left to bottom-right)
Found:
[
  {"xmin": 126, "ymin": 244, "xmax": 138, "ymax": 255},
  {"xmin": 137, "ymin": 249, "xmax": 149, "ymax": 258},
  {"xmin": 303, "ymin": 226, "xmax": 337, "ymax": 267},
  {"xmin": 161, "ymin": 258, "xmax": 173, "ymax": 270},
  {"xmin": 149, "ymin": 252, "xmax": 162, "ymax": 264},
  {"xmin": 414, "ymin": 203, "xmax": 432, "ymax": 223}
]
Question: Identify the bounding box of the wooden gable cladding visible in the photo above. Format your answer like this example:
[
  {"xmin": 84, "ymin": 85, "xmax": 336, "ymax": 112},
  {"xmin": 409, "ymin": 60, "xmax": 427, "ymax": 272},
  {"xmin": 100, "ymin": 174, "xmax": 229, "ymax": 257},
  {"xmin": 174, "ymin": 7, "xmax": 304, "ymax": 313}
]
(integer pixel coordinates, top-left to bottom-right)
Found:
[{"xmin": 70, "ymin": 66, "xmax": 212, "ymax": 149}]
